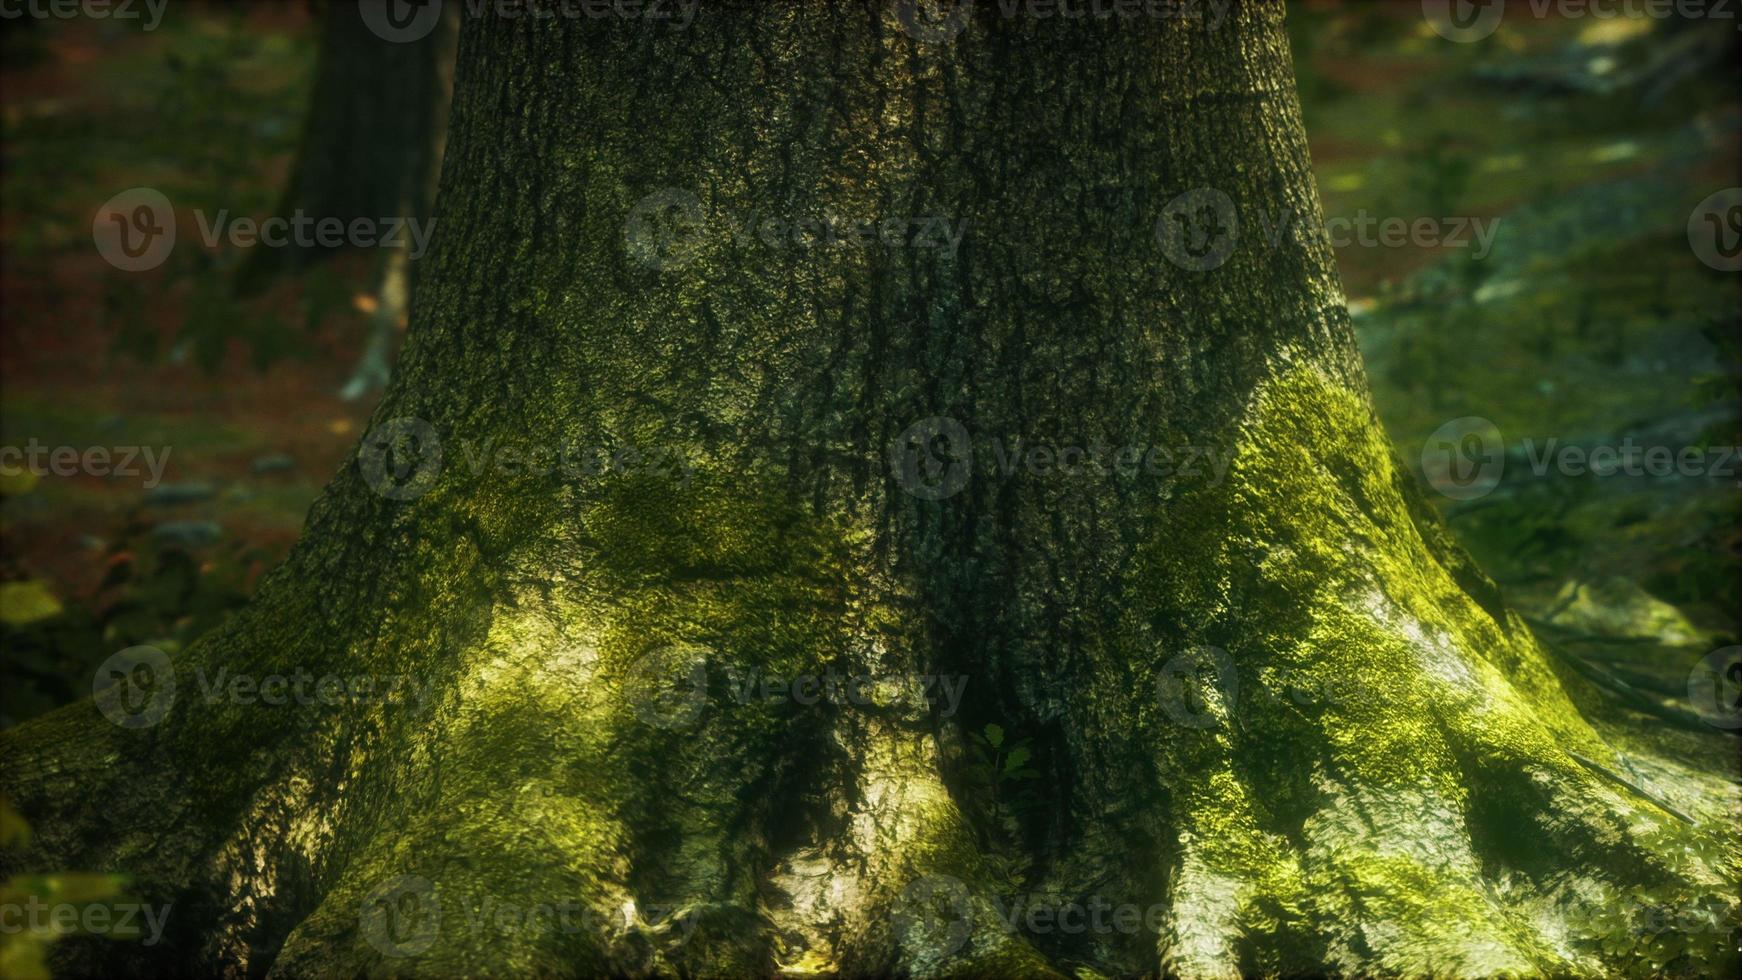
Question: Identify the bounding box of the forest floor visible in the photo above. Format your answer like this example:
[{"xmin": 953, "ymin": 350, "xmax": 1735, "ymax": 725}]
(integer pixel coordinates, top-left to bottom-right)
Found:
[
  {"xmin": 1, "ymin": 4, "xmax": 1737, "ymax": 730},
  {"xmin": 1293, "ymin": 5, "xmax": 1739, "ymax": 729}
]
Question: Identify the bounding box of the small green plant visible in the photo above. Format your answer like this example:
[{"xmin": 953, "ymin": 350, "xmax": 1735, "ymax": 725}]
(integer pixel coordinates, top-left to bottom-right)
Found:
[
  {"xmin": 1563, "ymin": 819, "xmax": 1742, "ymax": 977},
  {"xmin": 965, "ymin": 723, "xmax": 1043, "ymax": 891}
]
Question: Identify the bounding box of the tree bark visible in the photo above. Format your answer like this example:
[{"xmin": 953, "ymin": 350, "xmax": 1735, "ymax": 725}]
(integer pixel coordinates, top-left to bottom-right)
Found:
[{"xmin": 3, "ymin": 2, "xmax": 1736, "ymax": 977}]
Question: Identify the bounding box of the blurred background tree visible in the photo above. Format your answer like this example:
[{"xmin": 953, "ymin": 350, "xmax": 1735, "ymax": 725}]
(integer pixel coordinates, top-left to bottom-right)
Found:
[{"xmin": 236, "ymin": 0, "xmax": 459, "ymax": 400}]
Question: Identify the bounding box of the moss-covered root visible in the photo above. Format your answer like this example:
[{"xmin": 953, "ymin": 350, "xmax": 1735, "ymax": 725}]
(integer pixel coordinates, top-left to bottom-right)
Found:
[
  {"xmin": 1136, "ymin": 365, "xmax": 1741, "ymax": 978},
  {"xmin": 265, "ymin": 567, "xmax": 865, "ymax": 978},
  {"xmin": 260, "ymin": 569, "xmax": 1060, "ymax": 979},
  {"xmin": 787, "ymin": 708, "xmax": 1061, "ymax": 980},
  {"xmin": 262, "ymin": 592, "xmax": 629, "ymax": 977}
]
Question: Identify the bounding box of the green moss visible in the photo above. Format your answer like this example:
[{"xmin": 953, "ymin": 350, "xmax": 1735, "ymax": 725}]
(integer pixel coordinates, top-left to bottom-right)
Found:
[{"xmin": 1126, "ymin": 365, "xmax": 1739, "ymax": 976}]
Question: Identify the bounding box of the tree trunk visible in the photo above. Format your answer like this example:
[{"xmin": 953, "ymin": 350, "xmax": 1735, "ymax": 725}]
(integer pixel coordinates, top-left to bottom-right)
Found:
[
  {"xmin": 236, "ymin": 0, "xmax": 458, "ymax": 399},
  {"xmin": 241, "ymin": 0, "xmax": 456, "ymax": 285},
  {"xmin": 3, "ymin": 2, "xmax": 1735, "ymax": 977}
]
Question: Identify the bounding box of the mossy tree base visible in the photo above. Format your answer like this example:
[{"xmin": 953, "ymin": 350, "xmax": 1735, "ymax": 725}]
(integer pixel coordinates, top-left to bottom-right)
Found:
[
  {"xmin": 3, "ymin": 3, "xmax": 1736, "ymax": 977},
  {"xmin": 5, "ymin": 369, "xmax": 1732, "ymax": 978}
]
